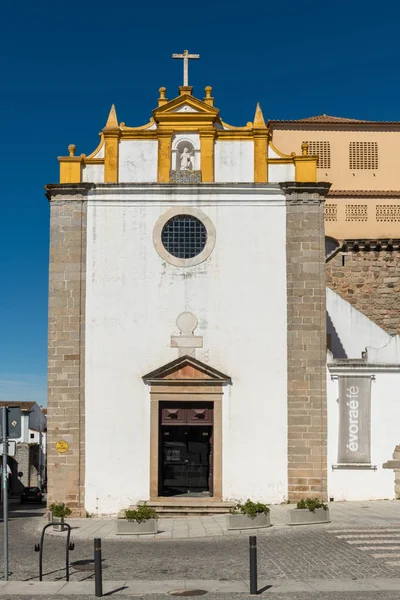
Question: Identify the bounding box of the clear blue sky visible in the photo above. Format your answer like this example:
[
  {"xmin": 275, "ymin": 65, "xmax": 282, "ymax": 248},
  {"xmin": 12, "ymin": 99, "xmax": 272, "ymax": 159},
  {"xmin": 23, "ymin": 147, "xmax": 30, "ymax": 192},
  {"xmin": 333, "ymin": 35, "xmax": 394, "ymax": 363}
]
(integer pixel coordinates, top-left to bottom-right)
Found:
[{"xmin": 1, "ymin": 0, "xmax": 400, "ymax": 404}]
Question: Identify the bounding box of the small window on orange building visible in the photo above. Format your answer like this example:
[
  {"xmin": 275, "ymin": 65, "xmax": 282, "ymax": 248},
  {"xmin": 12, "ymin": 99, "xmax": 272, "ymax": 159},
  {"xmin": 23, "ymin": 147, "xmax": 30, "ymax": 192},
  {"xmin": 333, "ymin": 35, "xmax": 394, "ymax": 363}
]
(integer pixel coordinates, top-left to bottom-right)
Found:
[
  {"xmin": 303, "ymin": 141, "xmax": 331, "ymax": 168},
  {"xmin": 349, "ymin": 141, "xmax": 378, "ymax": 170}
]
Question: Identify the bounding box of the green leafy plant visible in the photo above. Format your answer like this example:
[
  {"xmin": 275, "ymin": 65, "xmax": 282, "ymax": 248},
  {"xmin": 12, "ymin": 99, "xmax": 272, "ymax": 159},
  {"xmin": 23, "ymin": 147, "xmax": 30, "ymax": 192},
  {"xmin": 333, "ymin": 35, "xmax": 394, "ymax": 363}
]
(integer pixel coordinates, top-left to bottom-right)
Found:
[
  {"xmin": 49, "ymin": 502, "xmax": 72, "ymax": 518},
  {"xmin": 296, "ymin": 497, "xmax": 328, "ymax": 512},
  {"xmin": 229, "ymin": 499, "xmax": 270, "ymax": 519},
  {"xmin": 124, "ymin": 503, "xmax": 157, "ymax": 523}
]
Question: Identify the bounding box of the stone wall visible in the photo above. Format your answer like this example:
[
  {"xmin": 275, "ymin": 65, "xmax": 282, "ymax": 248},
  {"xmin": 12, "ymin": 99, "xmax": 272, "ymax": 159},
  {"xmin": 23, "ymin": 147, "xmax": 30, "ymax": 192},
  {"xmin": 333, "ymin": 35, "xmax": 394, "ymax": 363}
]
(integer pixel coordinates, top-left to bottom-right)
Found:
[
  {"xmin": 282, "ymin": 182, "xmax": 331, "ymax": 501},
  {"xmin": 326, "ymin": 250, "xmax": 400, "ymax": 335},
  {"xmin": 46, "ymin": 183, "xmax": 91, "ymax": 516},
  {"xmin": 14, "ymin": 443, "xmax": 29, "ymax": 488}
]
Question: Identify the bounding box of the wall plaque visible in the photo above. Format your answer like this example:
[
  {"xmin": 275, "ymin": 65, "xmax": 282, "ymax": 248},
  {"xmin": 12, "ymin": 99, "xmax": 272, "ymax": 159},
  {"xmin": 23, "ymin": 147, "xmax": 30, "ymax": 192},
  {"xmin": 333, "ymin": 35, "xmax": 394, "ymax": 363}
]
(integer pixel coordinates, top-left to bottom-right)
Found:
[{"xmin": 55, "ymin": 440, "xmax": 69, "ymax": 453}]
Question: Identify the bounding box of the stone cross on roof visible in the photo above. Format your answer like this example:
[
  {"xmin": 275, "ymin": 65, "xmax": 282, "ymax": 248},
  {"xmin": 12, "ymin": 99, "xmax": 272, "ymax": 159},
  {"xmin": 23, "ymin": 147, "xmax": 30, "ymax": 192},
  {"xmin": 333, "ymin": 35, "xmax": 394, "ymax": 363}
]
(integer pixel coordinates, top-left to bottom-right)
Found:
[{"xmin": 172, "ymin": 49, "xmax": 200, "ymax": 87}]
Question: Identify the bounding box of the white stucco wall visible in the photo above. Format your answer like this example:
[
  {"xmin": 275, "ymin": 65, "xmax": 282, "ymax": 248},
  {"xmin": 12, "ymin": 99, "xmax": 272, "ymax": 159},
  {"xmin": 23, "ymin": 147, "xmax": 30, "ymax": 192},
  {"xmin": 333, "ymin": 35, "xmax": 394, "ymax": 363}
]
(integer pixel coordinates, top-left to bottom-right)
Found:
[
  {"xmin": 118, "ymin": 140, "xmax": 158, "ymax": 183},
  {"xmin": 327, "ymin": 289, "xmax": 400, "ymax": 500},
  {"xmin": 327, "ymin": 288, "xmax": 391, "ymax": 358},
  {"xmin": 214, "ymin": 141, "xmax": 254, "ymax": 182},
  {"xmin": 327, "ymin": 371, "xmax": 400, "ymax": 500},
  {"xmin": 268, "ymin": 164, "xmax": 295, "ymax": 183},
  {"xmin": 82, "ymin": 164, "xmax": 104, "ymax": 183},
  {"xmin": 84, "ymin": 184, "xmax": 288, "ymax": 513}
]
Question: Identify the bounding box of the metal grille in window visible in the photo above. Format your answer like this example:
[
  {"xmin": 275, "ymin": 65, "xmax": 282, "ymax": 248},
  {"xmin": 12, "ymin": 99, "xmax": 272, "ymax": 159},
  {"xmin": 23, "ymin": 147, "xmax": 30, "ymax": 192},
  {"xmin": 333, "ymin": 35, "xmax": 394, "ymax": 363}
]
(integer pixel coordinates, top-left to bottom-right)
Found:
[
  {"xmin": 324, "ymin": 203, "xmax": 337, "ymax": 221},
  {"xmin": 304, "ymin": 141, "xmax": 331, "ymax": 169},
  {"xmin": 345, "ymin": 204, "xmax": 368, "ymax": 221},
  {"xmin": 161, "ymin": 215, "xmax": 207, "ymax": 259},
  {"xmin": 349, "ymin": 142, "xmax": 378, "ymax": 170},
  {"xmin": 376, "ymin": 204, "xmax": 400, "ymax": 222}
]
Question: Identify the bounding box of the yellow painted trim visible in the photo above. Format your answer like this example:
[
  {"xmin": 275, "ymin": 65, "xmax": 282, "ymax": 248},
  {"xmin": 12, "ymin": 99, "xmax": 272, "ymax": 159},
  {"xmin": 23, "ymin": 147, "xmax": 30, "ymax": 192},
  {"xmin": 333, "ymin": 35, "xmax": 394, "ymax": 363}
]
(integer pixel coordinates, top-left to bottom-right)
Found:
[
  {"xmin": 120, "ymin": 118, "xmax": 156, "ymax": 131},
  {"xmin": 58, "ymin": 157, "xmax": 83, "ymax": 183},
  {"xmin": 153, "ymin": 93, "xmax": 220, "ymax": 117},
  {"xmin": 269, "ymin": 140, "xmax": 294, "ymax": 159},
  {"xmin": 104, "ymin": 132, "xmax": 119, "ymax": 183},
  {"xmin": 220, "ymin": 120, "xmax": 253, "ymax": 131},
  {"xmin": 294, "ymin": 156, "xmax": 318, "ymax": 182},
  {"xmin": 85, "ymin": 133, "xmax": 104, "ymax": 162},
  {"xmin": 216, "ymin": 130, "xmax": 254, "ymax": 140},
  {"xmin": 120, "ymin": 130, "xmax": 159, "ymax": 140},
  {"xmin": 200, "ymin": 131, "xmax": 215, "ymax": 183},
  {"xmin": 254, "ymin": 132, "xmax": 268, "ymax": 183},
  {"xmin": 85, "ymin": 134, "xmax": 105, "ymax": 159},
  {"xmin": 268, "ymin": 158, "xmax": 294, "ymax": 164},
  {"xmin": 84, "ymin": 158, "xmax": 105, "ymax": 165},
  {"xmin": 253, "ymin": 103, "xmax": 266, "ymax": 128},
  {"xmin": 158, "ymin": 131, "xmax": 172, "ymax": 183}
]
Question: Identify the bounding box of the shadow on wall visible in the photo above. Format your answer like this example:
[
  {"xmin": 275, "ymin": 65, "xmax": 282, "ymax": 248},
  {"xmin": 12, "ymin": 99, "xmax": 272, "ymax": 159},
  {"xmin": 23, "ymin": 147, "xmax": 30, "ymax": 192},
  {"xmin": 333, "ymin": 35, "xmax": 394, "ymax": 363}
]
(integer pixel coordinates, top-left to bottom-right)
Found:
[{"xmin": 327, "ymin": 311, "xmax": 347, "ymax": 359}]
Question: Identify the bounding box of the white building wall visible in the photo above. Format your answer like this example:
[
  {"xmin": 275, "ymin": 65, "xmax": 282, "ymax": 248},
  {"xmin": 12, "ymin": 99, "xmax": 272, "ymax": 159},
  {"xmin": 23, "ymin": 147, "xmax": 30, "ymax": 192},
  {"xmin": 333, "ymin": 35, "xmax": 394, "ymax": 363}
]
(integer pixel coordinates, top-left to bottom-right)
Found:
[
  {"xmin": 328, "ymin": 372, "xmax": 400, "ymax": 500},
  {"xmin": 118, "ymin": 141, "xmax": 158, "ymax": 183},
  {"xmin": 268, "ymin": 164, "xmax": 295, "ymax": 182},
  {"xmin": 84, "ymin": 185, "xmax": 288, "ymax": 513},
  {"xmin": 214, "ymin": 141, "xmax": 254, "ymax": 182},
  {"xmin": 327, "ymin": 289, "xmax": 400, "ymax": 500},
  {"xmin": 327, "ymin": 288, "xmax": 391, "ymax": 357},
  {"xmin": 82, "ymin": 164, "xmax": 104, "ymax": 183}
]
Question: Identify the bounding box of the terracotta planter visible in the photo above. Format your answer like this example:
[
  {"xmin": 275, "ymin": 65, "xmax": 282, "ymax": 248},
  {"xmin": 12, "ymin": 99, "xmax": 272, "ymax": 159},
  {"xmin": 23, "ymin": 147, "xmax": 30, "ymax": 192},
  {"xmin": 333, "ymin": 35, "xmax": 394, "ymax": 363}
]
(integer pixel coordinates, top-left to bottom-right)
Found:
[
  {"xmin": 226, "ymin": 512, "xmax": 271, "ymax": 530},
  {"xmin": 289, "ymin": 507, "xmax": 330, "ymax": 526},
  {"xmin": 52, "ymin": 516, "xmax": 65, "ymax": 532},
  {"xmin": 116, "ymin": 518, "xmax": 158, "ymax": 535}
]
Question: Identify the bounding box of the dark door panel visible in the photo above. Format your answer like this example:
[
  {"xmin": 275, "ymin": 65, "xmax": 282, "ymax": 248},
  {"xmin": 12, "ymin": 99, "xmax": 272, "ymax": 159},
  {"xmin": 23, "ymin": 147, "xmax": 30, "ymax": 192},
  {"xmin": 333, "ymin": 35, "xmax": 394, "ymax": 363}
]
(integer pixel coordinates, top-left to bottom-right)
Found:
[{"xmin": 160, "ymin": 426, "xmax": 211, "ymax": 496}]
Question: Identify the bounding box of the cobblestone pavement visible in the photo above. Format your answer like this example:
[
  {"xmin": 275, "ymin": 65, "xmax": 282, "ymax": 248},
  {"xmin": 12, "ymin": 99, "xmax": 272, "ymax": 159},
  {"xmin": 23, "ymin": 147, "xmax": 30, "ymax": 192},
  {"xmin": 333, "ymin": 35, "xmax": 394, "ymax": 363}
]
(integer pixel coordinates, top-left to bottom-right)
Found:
[
  {"xmin": 2, "ymin": 593, "xmax": 400, "ymax": 599},
  {"xmin": 1, "ymin": 504, "xmax": 400, "ymax": 584}
]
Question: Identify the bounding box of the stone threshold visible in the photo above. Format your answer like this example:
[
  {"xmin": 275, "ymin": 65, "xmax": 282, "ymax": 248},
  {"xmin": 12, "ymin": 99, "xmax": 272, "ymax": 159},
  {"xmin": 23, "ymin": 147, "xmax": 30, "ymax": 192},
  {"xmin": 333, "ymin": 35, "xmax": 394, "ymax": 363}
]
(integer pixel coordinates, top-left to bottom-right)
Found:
[{"xmin": 1, "ymin": 578, "xmax": 400, "ymax": 595}]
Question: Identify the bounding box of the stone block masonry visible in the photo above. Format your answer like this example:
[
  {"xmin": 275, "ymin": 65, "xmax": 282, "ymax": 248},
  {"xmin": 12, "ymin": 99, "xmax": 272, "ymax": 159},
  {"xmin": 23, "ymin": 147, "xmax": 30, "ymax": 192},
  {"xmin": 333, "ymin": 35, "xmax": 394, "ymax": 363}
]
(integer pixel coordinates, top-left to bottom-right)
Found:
[
  {"xmin": 326, "ymin": 250, "xmax": 400, "ymax": 335},
  {"xmin": 281, "ymin": 182, "xmax": 331, "ymax": 502},
  {"xmin": 45, "ymin": 183, "xmax": 92, "ymax": 516}
]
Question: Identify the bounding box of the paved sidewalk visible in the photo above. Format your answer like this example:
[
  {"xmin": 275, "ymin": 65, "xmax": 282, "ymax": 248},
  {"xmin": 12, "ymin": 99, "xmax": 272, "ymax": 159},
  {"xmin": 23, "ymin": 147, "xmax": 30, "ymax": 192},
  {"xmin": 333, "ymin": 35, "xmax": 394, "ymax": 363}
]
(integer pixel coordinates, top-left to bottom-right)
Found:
[
  {"xmin": 41, "ymin": 500, "xmax": 400, "ymax": 540},
  {"xmin": 2, "ymin": 577, "xmax": 400, "ymax": 595}
]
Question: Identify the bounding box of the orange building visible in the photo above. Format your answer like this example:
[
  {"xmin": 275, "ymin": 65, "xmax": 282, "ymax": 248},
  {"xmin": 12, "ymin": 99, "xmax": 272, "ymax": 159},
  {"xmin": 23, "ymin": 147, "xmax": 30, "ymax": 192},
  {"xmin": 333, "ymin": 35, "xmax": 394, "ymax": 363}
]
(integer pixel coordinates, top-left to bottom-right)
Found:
[{"xmin": 270, "ymin": 115, "xmax": 400, "ymax": 243}]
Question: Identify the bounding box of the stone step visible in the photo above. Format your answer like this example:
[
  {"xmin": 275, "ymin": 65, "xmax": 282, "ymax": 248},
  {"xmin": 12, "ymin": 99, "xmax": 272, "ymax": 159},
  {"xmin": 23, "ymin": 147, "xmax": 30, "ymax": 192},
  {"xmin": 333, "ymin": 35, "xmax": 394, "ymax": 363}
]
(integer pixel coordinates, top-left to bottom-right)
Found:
[{"xmin": 118, "ymin": 500, "xmax": 234, "ymax": 518}]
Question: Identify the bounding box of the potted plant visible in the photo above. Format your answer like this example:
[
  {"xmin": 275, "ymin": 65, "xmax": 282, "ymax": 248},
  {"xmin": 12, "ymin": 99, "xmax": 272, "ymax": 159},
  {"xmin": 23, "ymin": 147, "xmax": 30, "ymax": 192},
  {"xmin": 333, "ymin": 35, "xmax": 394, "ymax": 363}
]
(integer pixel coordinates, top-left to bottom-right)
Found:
[
  {"xmin": 116, "ymin": 503, "xmax": 158, "ymax": 535},
  {"xmin": 226, "ymin": 499, "xmax": 271, "ymax": 530},
  {"xmin": 49, "ymin": 502, "xmax": 72, "ymax": 532},
  {"xmin": 289, "ymin": 497, "xmax": 330, "ymax": 525}
]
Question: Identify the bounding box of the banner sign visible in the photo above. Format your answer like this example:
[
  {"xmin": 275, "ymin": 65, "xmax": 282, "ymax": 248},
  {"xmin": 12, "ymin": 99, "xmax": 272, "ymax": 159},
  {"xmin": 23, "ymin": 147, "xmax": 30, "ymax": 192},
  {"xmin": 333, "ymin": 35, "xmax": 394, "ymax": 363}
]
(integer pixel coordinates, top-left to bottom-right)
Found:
[{"xmin": 338, "ymin": 376, "xmax": 371, "ymax": 464}]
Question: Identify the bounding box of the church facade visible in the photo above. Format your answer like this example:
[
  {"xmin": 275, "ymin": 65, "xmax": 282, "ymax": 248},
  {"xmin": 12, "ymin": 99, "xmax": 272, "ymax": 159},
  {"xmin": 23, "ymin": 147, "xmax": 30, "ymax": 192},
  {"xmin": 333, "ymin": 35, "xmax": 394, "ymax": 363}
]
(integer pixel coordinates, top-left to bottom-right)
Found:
[{"xmin": 46, "ymin": 81, "xmax": 329, "ymax": 515}]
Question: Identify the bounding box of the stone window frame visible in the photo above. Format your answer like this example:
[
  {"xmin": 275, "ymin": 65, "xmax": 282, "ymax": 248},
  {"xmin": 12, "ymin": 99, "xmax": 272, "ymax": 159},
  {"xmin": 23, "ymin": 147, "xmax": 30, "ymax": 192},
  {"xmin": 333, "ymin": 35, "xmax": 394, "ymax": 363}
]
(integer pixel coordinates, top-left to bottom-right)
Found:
[{"xmin": 153, "ymin": 207, "xmax": 216, "ymax": 268}]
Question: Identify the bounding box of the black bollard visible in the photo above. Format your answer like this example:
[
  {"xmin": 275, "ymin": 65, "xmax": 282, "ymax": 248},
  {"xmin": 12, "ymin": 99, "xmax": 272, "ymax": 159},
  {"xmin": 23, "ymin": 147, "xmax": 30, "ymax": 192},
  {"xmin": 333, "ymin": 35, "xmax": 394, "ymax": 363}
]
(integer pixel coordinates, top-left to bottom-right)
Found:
[
  {"xmin": 94, "ymin": 537, "xmax": 103, "ymax": 597},
  {"xmin": 249, "ymin": 535, "xmax": 258, "ymax": 595}
]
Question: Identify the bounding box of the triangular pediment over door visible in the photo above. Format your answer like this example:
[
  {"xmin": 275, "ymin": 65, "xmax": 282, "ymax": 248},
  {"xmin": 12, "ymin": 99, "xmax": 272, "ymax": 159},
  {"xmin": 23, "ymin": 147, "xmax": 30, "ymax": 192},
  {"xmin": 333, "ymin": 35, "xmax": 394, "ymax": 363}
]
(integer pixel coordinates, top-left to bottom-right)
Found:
[{"xmin": 142, "ymin": 355, "xmax": 232, "ymax": 386}]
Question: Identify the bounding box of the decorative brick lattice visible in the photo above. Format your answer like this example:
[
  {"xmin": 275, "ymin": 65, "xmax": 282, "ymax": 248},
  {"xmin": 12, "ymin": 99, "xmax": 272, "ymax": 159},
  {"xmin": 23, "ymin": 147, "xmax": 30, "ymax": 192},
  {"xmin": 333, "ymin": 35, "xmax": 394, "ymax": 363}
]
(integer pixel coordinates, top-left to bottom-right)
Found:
[
  {"xmin": 170, "ymin": 170, "xmax": 202, "ymax": 184},
  {"xmin": 345, "ymin": 204, "xmax": 368, "ymax": 221},
  {"xmin": 324, "ymin": 203, "xmax": 337, "ymax": 221},
  {"xmin": 349, "ymin": 141, "xmax": 378, "ymax": 170},
  {"xmin": 376, "ymin": 204, "xmax": 400, "ymax": 222},
  {"xmin": 305, "ymin": 141, "xmax": 331, "ymax": 169}
]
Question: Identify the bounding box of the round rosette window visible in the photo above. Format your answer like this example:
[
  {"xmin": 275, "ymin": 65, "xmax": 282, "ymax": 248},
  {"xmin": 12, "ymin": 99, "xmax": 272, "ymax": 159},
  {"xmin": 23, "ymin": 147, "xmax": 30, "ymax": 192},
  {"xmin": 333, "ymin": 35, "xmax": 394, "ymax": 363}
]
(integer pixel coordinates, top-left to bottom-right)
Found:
[
  {"xmin": 153, "ymin": 208, "xmax": 216, "ymax": 267},
  {"xmin": 161, "ymin": 215, "xmax": 207, "ymax": 259}
]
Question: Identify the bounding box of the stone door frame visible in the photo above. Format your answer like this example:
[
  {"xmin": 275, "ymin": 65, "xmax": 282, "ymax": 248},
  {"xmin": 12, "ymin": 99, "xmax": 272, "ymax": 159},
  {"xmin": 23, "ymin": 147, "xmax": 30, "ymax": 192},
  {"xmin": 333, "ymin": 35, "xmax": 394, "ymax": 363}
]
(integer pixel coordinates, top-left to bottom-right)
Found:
[
  {"xmin": 149, "ymin": 385, "xmax": 223, "ymax": 500},
  {"xmin": 143, "ymin": 355, "xmax": 231, "ymax": 502}
]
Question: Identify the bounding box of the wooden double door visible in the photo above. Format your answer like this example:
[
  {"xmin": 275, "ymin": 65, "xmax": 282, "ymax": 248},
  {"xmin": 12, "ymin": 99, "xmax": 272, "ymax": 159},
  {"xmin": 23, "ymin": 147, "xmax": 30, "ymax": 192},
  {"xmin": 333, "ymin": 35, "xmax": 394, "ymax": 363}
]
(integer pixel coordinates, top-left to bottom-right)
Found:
[{"xmin": 159, "ymin": 402, "xmax": 213, "ymax": 497}]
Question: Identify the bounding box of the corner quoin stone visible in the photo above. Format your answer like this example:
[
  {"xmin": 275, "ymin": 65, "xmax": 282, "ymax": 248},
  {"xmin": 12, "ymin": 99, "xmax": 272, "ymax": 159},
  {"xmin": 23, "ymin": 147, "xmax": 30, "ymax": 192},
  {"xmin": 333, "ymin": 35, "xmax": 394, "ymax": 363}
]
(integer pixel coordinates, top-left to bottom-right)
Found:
[
  {"xmin": 281, "ymin": 181, "xmax": 331, "ymax": 502},
  {"xmin": 46, "ymin": 183, "xmax": 92, "ymax": 516}
]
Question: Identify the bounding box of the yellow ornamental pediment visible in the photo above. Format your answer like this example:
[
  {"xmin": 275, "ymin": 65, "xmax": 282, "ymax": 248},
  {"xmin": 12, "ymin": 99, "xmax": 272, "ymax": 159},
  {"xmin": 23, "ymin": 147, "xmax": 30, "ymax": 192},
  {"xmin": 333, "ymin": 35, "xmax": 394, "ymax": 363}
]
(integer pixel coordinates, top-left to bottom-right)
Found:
[{"xmin": 153, "ymin": 89, "xmax": 220, "ymax": 130}]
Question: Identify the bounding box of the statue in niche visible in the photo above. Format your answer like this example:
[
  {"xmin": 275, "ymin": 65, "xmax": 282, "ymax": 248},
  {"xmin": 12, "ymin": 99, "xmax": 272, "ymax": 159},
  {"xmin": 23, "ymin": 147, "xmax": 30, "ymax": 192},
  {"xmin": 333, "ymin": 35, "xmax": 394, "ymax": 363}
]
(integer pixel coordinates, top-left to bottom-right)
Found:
[{"xmin": 180, "ymin": 147, "xmax": 194, "ymax": 170}]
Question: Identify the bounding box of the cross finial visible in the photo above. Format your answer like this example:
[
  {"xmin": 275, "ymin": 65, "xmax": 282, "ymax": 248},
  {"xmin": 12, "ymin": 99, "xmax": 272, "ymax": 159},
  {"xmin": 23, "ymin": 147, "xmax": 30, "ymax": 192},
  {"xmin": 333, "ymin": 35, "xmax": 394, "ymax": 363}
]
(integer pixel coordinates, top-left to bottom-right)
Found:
[{"xmin": 172, "ymin": 49, "xmax": 200, "ymax": 87}]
